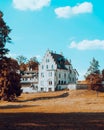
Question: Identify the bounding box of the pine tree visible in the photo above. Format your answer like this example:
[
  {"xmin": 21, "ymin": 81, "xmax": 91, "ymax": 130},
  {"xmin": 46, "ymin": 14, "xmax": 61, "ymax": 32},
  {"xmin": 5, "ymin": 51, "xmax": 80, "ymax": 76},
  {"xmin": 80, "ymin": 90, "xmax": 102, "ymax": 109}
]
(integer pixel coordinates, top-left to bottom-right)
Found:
[
  {"xmin": 0, "ymin": 11, "xmax": 11, "ymax": 58},
  {"xmin": 85, "ymin": 58, "xmax": 100, "ymax": 78}
]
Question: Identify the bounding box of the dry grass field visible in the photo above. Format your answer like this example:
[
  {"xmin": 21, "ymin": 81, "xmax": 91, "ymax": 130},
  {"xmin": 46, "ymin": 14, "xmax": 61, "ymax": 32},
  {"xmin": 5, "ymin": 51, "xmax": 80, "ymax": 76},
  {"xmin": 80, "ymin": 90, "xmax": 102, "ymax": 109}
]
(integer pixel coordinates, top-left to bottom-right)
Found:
[{"xmin": 0, "ymin": 90, "xmax": 104, "ymax": 129}]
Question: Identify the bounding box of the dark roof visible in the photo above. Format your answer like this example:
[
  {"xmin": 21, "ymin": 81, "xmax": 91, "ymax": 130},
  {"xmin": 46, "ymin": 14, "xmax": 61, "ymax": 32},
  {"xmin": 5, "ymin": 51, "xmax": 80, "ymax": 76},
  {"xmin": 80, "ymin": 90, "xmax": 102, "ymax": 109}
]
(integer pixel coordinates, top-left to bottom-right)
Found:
[
  {"xmin": 51, "ymin": 52, "xmax": 68, "ymax": 70},
  {"xmin": 65, "ymin": 59, "xmax": 71, "ymax": 65}
]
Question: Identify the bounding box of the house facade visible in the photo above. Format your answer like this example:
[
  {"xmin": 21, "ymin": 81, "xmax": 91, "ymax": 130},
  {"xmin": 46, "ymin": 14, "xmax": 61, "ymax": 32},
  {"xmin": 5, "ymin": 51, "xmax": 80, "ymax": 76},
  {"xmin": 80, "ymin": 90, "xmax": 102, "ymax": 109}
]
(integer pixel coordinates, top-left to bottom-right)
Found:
[
  {"xmin": 21, "ymin": 69, "xmax": 38, "ymax": 93},
  {"xmin": 38, "ymin": 50, "xmax": 78, "ymax": 92}
]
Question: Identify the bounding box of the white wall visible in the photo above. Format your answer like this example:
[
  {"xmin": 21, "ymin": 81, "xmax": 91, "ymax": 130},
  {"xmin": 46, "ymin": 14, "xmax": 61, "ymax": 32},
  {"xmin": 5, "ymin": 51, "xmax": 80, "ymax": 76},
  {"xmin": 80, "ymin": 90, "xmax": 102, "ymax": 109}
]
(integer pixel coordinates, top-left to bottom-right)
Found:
[
  {"xmin": 38, "ymin": 50, "xmax": 57, "ymax": 91},
  {"xmin": 67, "ymin": 84, "xmax": 77, "ymax": 90}
]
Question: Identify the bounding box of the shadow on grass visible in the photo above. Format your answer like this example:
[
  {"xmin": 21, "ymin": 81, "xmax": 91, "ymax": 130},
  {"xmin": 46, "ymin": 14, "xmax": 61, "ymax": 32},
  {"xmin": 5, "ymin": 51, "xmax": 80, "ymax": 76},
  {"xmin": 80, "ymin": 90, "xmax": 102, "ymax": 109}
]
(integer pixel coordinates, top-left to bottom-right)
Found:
[
  {"xmin": 17, "ymin": 92, "xmax": 69, "ymax": 103},
  {"xmin": 0, "ymin": 105, "xmax": 38, "ymax": 109},
  {"xmin": 0, "ymin": 112, "xmax": 104, "ymax": 130}
]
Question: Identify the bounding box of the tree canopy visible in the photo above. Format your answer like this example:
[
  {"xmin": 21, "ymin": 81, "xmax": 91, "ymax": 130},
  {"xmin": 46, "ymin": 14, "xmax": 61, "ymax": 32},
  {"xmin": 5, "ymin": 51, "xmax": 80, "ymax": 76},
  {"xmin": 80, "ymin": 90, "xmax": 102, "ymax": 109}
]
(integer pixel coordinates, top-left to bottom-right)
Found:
[
  {"xmin": 16, "ymin": 55, "xmax": 39, "ymax": 72},
  {"xmin": 0, "ymin": 11, "xmax": 22, "ymax": 101}
]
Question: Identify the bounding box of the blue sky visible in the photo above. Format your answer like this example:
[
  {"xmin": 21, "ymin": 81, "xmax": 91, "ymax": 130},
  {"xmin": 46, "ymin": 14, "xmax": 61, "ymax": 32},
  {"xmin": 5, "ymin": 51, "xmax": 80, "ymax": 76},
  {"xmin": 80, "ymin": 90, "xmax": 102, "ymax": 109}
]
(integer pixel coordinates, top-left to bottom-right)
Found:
[{"xmin": 0, "ymin": 0, "xmax": 104, "ymax": 80}]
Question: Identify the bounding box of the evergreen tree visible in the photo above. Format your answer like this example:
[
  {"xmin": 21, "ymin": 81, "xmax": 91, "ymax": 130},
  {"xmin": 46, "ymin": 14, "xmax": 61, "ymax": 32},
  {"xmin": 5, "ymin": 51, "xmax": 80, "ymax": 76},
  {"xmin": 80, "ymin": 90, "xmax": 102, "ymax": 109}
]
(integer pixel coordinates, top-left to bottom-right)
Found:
[
  {"xmin": 16, "ymin": 55, "xmax": 27, "ymax": 65},
  {"xmin": 0, "ymin": 11, "xmax": 11, "ymax": 58},
  {"xmin": 85, "ymin": 58, "xmax": 100, "ymax": 78}
]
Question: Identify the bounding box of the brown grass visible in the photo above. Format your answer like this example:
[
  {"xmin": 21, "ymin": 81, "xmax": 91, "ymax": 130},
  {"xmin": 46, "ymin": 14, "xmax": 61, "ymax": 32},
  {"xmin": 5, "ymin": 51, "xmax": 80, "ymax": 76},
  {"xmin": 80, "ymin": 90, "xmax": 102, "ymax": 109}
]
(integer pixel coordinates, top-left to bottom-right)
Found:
[{"xmin": 0, "ymin": 90, "xmax": 104, "ymax": 129}]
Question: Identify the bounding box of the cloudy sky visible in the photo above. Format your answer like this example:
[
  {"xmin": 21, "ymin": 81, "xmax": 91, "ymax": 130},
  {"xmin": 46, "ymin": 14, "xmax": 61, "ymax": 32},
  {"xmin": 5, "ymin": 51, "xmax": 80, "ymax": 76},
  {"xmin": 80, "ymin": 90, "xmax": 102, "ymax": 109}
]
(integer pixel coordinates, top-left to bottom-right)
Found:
[{"xmin": 0, "ymin": 0, "xmax": 104, "ymax": 79}]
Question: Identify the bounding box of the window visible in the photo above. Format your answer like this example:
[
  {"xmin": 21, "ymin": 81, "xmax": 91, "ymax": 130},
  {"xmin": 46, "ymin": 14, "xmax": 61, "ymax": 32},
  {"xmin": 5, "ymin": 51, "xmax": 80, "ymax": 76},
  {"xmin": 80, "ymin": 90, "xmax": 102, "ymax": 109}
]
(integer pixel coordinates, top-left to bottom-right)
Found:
[
  {"xmin": 42, "ymin": 65, "xmax": 44, "ymax": 69},
  {"xmin": 49, "ymin": 72, "xmax": 52, "ymax": 77},
  {"xmin": 41, "ymin": 88, "xmax": 44, "ymax": 91},
  {"xmin": 51, "ymin": 64, "xmax": 54, "ymax": 69},
  {"xmin": 49, "ymin": 88, "xmax": 52, "ymax": 91},
  {"xmin": 25, "ymin": 78, "xmax": 27, "ymax": 81},
  {"xmin": 64, "ymin": 81, "xmax": 66, "ymax": 84},
  {"xmin": 70, "ymin": 70, "xmax": 72, "ymax": 74},
  {"xmin": 46, "ymin": 65, "xmax": 48, "ymax": 69},
  {"xmin": 46, "ymin": 59, "xmax": 49, "ymax": 62},
  {"xmin": 58, "ymin": 80, "xmax": 61, "ymax": 84},
  {"xmin": 41, "ymin": 73, "xmax": 44, "ymax": 77},
  {"xmin": 61, "ymin": 81, "xmax": 63, "ymax": 84},
  {"xmin": 64, "ymin": 73, "xmax": 66, "ymax": 78},
  {"xmin": 59, "ymin": 73, "xmax": 61, "ymax": 78},
  {"xmin": 49, "ymin": 81, "xmax": 52, "ymax": 85},
  {"xmin": 73, "ymin": 78, "xmax": 75, "ymax": 82}
]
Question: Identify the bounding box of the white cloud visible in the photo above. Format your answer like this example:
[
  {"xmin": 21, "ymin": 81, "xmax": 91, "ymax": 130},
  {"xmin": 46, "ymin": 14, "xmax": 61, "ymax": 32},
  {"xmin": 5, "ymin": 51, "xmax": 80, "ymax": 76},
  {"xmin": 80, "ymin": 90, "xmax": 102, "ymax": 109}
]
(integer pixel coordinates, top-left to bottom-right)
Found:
[
  {"xmin": 55, "ymin": 6, "xmax": 73, "ymax": 18},
  {"xmin": 13, "ymin": 0, "xmax": 51, "ymax": 11},
  {"xmin": 69, "ymin": 39, "xmax": 104, "ymax": 50},
  {"xmin": 54, "ymin": 2, "xmax": 93, "ymax": 18}
]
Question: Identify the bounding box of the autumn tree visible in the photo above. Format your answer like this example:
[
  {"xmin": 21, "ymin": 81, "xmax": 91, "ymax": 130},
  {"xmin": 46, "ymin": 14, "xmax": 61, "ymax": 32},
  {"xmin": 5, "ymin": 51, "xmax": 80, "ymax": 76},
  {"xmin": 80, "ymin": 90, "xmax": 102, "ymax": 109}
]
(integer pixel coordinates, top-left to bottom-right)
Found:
[
  {"xmin": 0, "ymin": 58, "xmax": 22, "ymax": 101},
  {"xmin": 102, "ymin": 69, "xmax": 104, "ymax": 80},
  {"xmin": 86, "ymin": 73, "xmax": 102, "ymax": 90},
  {"xmin": 85, "ymin": 58, "xmax": 104, "ymax": 96},
  {"xmin": 27, "ymin": 57, "xmax": 39, "ymax": 70},
  {"xmin": 0, "ymin": 11, "xmax": 22, "ymax": 101}
]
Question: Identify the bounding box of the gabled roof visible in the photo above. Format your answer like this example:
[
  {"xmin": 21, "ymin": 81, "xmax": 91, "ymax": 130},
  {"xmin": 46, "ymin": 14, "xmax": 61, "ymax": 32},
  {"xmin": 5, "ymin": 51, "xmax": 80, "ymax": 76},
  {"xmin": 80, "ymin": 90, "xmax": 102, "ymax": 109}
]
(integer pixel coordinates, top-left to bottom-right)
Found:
[{"xmin": 50, "ymin": 52, "xmax": 68, "ymax": 70}]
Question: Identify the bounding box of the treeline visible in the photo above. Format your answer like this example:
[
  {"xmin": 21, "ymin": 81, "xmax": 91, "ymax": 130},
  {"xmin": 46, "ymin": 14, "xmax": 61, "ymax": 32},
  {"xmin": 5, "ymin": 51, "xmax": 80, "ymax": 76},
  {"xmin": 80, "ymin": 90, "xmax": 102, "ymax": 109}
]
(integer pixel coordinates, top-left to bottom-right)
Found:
[{"xmin": 16, "ymin": 55, "xmax": 39, "ymax": 73}]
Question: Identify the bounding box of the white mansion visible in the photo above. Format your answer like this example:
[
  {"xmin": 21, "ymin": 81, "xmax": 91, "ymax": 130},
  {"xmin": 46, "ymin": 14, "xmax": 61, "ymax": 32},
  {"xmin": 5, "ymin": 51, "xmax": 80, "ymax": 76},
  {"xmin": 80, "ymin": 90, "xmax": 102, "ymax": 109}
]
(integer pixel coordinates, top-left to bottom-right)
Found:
[{"xmin": 38, "ymin": 50, "xmax": 78, "ymax": 92}]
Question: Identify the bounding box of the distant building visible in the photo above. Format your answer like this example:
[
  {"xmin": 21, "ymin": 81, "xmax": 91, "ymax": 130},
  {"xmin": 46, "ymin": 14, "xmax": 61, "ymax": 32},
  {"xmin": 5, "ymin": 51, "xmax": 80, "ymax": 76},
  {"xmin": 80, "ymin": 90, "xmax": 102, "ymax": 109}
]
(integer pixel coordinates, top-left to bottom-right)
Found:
[
  {"xmin": 38, "ymin": 50, "xmax": 78, "ymax": 92},
  {"xmin": 20, "ymin": 63, "xmax": 39, "ymax": 93}
]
